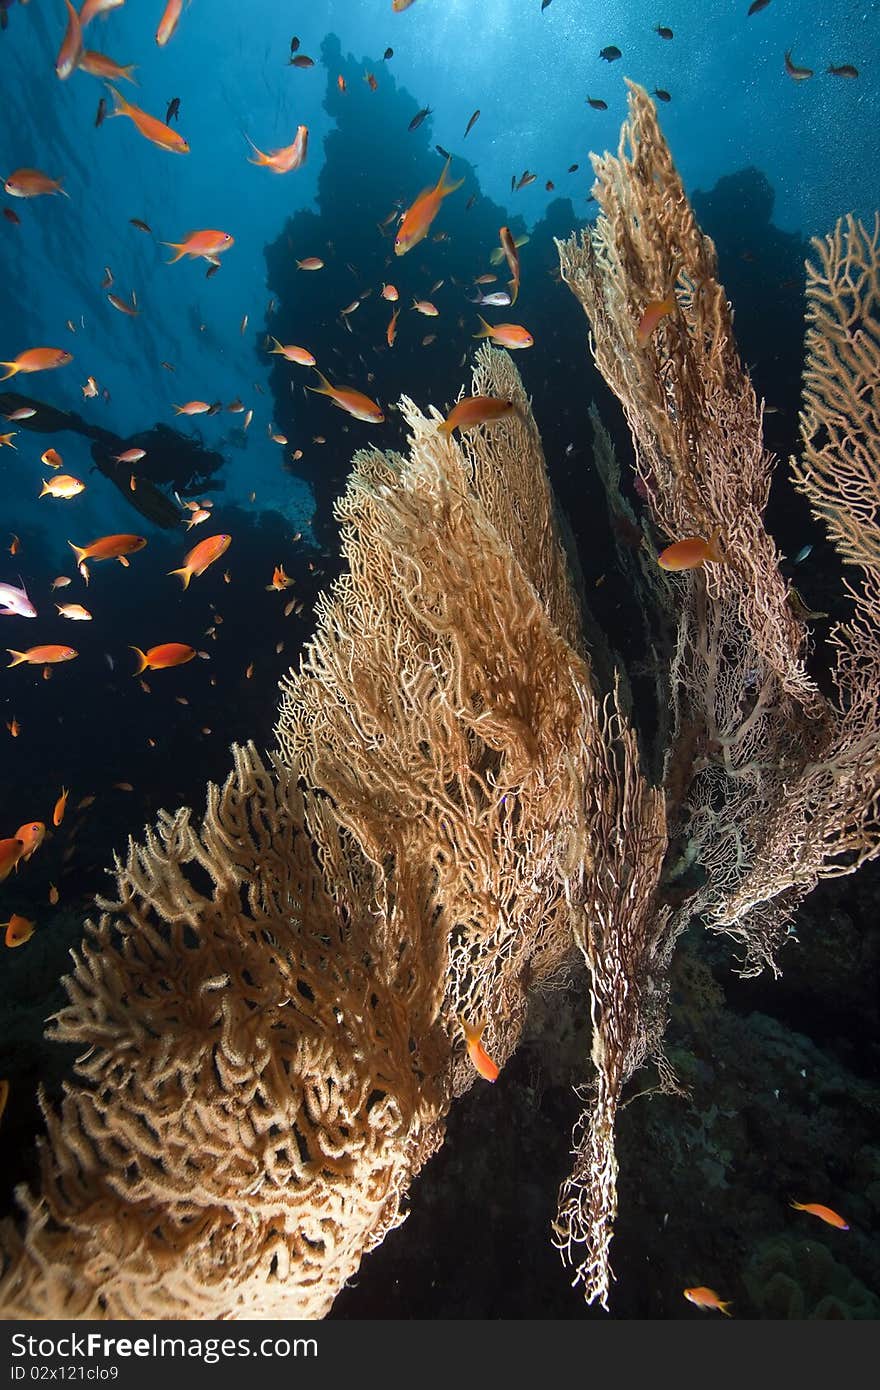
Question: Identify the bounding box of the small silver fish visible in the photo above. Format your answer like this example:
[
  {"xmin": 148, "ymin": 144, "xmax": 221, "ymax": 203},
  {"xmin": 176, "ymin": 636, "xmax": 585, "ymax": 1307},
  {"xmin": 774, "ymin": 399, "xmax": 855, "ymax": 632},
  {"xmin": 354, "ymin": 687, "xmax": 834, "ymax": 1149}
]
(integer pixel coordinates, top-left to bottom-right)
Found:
[
  {"xmin": 470, "ymin": 290, "xmax": 512, "ymax": 306},
  {"xmin": 793, "ymin": 544, "xmax": 813, "ymax": 564}
]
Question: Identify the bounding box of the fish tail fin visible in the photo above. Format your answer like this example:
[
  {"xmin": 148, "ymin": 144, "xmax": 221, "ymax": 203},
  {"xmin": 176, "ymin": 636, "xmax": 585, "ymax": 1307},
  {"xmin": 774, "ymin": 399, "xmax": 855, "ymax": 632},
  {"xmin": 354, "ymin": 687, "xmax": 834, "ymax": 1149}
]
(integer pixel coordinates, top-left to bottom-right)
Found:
[
  {"xmin": 457, "ymin": 1014, "xmax": 479, "ymax": 1046},
  {"xmin": 473, "ymin": 315, "xmax": 492, "ymax": 340},
  {"xmin": 6, "ymin": 650, "xmax": 28, "ymax": 667},
  {"xmin": 168, "ymin": 565, "xmax": 191, "ymax": 589},
  {"xmin": 789, "ymin": 1201, "xmax": 805, "ymax": 1212},
  {"xmin": 39, "ymin": 480, "xmax": 52, "ymax": 497},
  {"xmin": 719, "ymin": 1301, "xmax": 733, "ymax": 1318},
  {"xmin": 437, "ymin": 155, "xmax": 464, "ymax": 199},
  {"xmin": 306, "ymin": 369, "xmax": 333, "ymax": 397},
  {"xmin": 57, "ymin": 184, "xmax": 71, "ymax": 199},
  {"xmin": 104, "ymin": 83, "xmax": 129, "ymax": 118},
  {"xmin": 243, "ymin": 132, "xmax": 267, "ymax": 165},
  {"xmin": 268, "ymin": 335, "xmax": 282, "ymax": 353},
  {"xmin": 706, "ymin": 529, "xmax": 725, "ymax": 564},
  {"xmin": 123, "ymin": 66, "xmax": 139, "ymax": 85},
  {"xmin": 161, "ymin": 242, "xmax": 186, "ymax": 264},
  {"xmin": 436, "ymin": 419, "xmax": 453, "ymax": 436},
  {"xmin": 130, "ymin": 646, "xmax": 149, "ymax": 675},
  {"xmin": 0, "ymin": 363, "xmax": 20, "ymax": 381},
  {"xmin": 509, "ymin": 277, "xmax": 519, "ymax": 306},
  {"xmin": 67, "ymin": 540, "xmax": 88, "ymax": 568}
]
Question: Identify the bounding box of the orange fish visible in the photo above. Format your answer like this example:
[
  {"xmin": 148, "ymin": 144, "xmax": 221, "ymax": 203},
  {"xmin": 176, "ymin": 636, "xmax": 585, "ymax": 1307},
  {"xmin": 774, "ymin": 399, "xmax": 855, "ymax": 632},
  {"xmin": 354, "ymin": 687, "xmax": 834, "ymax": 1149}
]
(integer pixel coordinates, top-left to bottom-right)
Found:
[
  {"xmin": 40, "ymin": 475, "xmax": 85, "ymax": 499},
  {"xmin": 438, "ymin": 396, "xmax": 516, "ymax": 435},
  {"xmin": 473, "ymin": 316, "xmax": 534, "ymax": 349},
  {"xmin": 790, "ymin": 1201, "xmax": 849, "ymax": 1230},
  {"xmin": 156, "ymin": 0, "xmax": 183, "ymax": 46},
  {"xmin": 296, "ymin": 257, "xmax": 324, "ymax": 270},
  {"xmin": 68, "ymin": 534, "xmax": 146, "ymax": 572},
  {"xmin": 7, "ymin": 646, "xmax": 77, "ymax": 668},
  {"xmin": 3, "ymin": 914, "xmax": 35, "ymax": 948},
  {"xmin": 337, "ymin": 74, "xmax": 346, "ymax": 92},
  {"xmin": 267, "ymin": 565, "xmax": 295, "ymax": 591},
  {"xmin": 499, "ymin": 226, "xmax": 522, "ymax": 304},
  {"xmin": 41, "ymin": 448, "xmax": 63, "ymax": 468},
  {"xmin": 55, "ymin": 603, "xmax": 93, "ymax": 620},
  {"xmin": 395, "ymin": 156, "xmax": 464, "ymax": 256},
  {"xmin": 162, "ymin": 229, "xmax": 235, "ymax": 264},
  {"xmin": 306, "ymin": 369, "xmax": 384, "ymax": 424},
  {"xmin": 131, "ymin": 642, "xmax": 196, "ymax": 674},
  {"xmin": 0, "ymin": 348, "xmax": 73, "ymax": 381},
  {"xmin": 48, "ymin": 883, "xmax": 59, "ymax": 906},
  {"xmin": 78, "ymin": 50, "xmax": 138, "ymax": 83},
  {"xmin": 412, "ymin": 298, "xmax": 439, "ymax": 316},
  {"xmin": 6, "ymin": 716, "xmax": 20, "ymax": 737},
  {"xmin": 245, "ymin": 125, "xmax": 308, "ymax": 173},
  {"xmin": 173, "ymin": 401, "xmax": 211, "ymax": 415},
  {"xmin": 80, "ymin": 0, "xmax": 126, "ymax": 26},
  {"xmin": 683, "ymin": 1287, "xmax": 732, "ymax": 1316},
  {"xmin": 15, "ymin": 821, "xmax": 45, "ymax": 862},
  {"xmin": 8, "ymin": 534, "xmax": 20, "ymax": 555},
  {"xmin": 3, "ymin": 168, "xmax": 69, "ymax": 199},
  {"xmin": 381, "ymin": 283, "xmax": 399, "ymax": 301},
  {"xmin": 636, "ymin": 294, "xmax": 677, "ymax": 348},
  {"xmin": 365, "ymin": 72, "xmax": 378, "ymax": 91},
  {"xmin": 169, "ymin": 534, "xmax": 232, "ymax": 589},
  {"xmin": 386, "ymin": 307, "xmax": 399, "ymax": 347},
  {"xmin": 55, "ymin": 0, "xmax": 83, "ymax": 81},
  {"xmin": 105, "ymin": 84, "xmax": 190, "ymax": 153},
  {"xmin": 114, "ymin": 448, "xmax": 146, "ymax": 463},
  {"xmin": 53, "ymin": 787, "xmax": 69, "ymax": 826},
  {"xmin": 657, "ymin": 534, "xmax": 724, "ymax": 571},
  {"xmin": 0, "ymin": 838, "xmax": 25, "ymax": 883},
  {"xmin": 458, "ymin": 1017, "xmax": 500, "ymax": 1082},
  {"xmin": 267, "ymin": 337, "xmax": 315, "ymax": 366}
]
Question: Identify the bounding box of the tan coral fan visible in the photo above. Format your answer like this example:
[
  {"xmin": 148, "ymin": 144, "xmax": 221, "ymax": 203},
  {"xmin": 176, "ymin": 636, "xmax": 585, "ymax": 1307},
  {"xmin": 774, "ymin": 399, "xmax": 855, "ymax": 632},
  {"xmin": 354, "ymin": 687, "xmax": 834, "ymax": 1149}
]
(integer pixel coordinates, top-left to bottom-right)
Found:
[{"xmin": 0, "ymin": 745, "xmax": 447, "ymax": 1319}]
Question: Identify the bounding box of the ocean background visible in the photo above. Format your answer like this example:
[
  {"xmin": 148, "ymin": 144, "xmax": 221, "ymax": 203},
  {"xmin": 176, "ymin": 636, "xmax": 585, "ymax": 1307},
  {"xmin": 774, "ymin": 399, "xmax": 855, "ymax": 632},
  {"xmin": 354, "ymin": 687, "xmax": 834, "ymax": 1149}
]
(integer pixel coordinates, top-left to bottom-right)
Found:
[{"xmin": 1, "ymin": 0, "xmax": 879, "ymax": 1319}]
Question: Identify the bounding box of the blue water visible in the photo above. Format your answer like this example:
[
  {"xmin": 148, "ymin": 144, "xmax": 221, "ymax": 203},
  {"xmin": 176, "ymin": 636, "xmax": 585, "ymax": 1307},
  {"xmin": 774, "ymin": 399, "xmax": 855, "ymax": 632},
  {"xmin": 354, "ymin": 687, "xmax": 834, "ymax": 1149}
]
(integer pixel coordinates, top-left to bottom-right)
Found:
[{"xmin": 1, "ymin": 0, "xmax": 876, "ymax": 546}]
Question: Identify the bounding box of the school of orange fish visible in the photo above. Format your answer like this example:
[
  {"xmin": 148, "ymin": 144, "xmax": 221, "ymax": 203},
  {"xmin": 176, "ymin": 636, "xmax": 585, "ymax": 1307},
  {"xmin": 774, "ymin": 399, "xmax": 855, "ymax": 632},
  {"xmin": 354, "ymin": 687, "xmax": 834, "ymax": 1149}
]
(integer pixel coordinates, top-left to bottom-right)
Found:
[{"xmin": 0, "ymin": 0, "xmax": 861, "ymax": 1311}]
